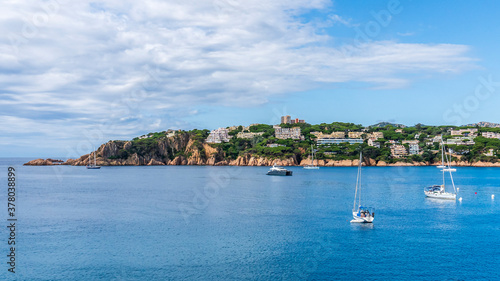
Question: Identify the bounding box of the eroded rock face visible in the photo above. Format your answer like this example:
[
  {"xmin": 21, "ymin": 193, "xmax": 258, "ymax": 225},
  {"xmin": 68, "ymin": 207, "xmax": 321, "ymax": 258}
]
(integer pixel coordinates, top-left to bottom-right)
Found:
[
  {"xmin": 101, "ymin": 141, "xmax": 120, "ymax": 158},
  {"xmin": 472, "ymin": 161, "xmax": 500, "ymax": 167},
  {"xmin": 24, "ymin": 159, "xmax": 59, "ymax": 165},
  {"xmin": 147, "ymin": 159, "xmax": 165, "ymax": 165}
]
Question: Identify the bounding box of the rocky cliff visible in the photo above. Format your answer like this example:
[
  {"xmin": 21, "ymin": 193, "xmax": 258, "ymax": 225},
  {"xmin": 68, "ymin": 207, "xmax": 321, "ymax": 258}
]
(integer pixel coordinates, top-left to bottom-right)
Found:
[{"xmin": 24, "ymin": 133, "xmax": 300, "ymax": 166}]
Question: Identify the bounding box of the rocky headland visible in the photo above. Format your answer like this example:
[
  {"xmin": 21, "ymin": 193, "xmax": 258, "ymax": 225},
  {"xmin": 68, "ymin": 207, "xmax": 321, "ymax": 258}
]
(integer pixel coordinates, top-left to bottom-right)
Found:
[{"xmin": 23, "ymin": 129, "xmax": 500, "ymax": 167}]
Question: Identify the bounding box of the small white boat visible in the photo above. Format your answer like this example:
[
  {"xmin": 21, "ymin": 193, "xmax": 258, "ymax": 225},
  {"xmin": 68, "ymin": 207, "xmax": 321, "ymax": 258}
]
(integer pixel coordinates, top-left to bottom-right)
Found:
[
  {"xmin": 266, "ymin": 165, "xmax": 292, "ymax": 176},
  {"xmin": 86, "ymin": 147, "xmax": 101, "ymax": 169},
  {"xmin": 303, "ymin": 144, "xmax": 319, "ymax": 170},
  {"xmin": 351, "ymin": 151, "xmax": 374, "ymax": 223}
]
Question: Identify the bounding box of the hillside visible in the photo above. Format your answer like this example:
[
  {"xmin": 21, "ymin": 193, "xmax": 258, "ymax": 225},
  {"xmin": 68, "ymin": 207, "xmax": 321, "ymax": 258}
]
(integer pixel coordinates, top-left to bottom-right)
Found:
[{"xmin": 24, "ymin": 122, "xmax": 500, "ymax": 167}]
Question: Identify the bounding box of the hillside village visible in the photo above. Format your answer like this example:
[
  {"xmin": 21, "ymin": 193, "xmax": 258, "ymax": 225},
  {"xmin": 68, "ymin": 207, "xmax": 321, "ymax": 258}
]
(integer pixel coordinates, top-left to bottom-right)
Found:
[
  {"xmin": 133, "ymin": 116, "xmax": 500, "ymax": 165},
  {"xmin": 25, "ymin": 117, "xmax": 500, "ymax": 167}
]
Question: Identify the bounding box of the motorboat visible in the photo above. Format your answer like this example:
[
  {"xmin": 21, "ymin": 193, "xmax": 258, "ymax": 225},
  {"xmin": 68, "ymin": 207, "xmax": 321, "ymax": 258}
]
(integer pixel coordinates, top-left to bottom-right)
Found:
[{"xmin": 266, "ymin": 165, "xmax": 292, "ymax": 176}]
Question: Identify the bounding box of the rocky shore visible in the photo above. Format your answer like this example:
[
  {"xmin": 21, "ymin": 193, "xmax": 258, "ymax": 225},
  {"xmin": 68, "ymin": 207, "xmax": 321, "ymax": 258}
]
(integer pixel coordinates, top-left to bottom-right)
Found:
[{"xmin": 24, "ymin": 156, "xmax": 500, "ymax": 167}]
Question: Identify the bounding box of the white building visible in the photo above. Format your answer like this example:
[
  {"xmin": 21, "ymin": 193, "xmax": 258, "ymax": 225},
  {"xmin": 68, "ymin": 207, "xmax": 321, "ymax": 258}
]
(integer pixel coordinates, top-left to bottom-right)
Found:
[
  {"xmin": 484, "ymin": 149, "xmax": 495, "ymax": 156},
  {"xmin": 445, "ymin": 137, "xmax": 475, "ymax": 146},
  {"xmin": 317, "ymin": 138, "xmax": 363, "ymax": 145},
  {"xmin": 311, "ymin": 131, "xmax": 346, "ymax": 139},
  {"xmin": 425, "ymin": 136, "xmax": 443, "ymax": 146},
  {"xmin": 237, "ymin": 132, "xmax": 264, "ymax": 139},
  {"xmin": 369, "ymin": 132, "xmax": 384, "ymax": 140},
  {"xmin": 402, "ymin": 140, "xmax": 420, "ymax": 155},
  {"xmin": 267, "ymin": 144, "xmax": 285, "ymax": 148},
  {"xmin": 206, "ymin": 128, "xmax": 232, "ymax": 143},
  {"xmin": 450, "ymin": 128, "xmax": 478, "ymax": 137},
  {"xmin": 275, "ymin": 127, "xmax": 302, "ymax": 140},
  {"xmin": 367, "ymin": 139, "xmax": 381, "ymax": 148},
  {"xmin": 348, "ymin": 132, "xmax": 364, "ymax": 139},
  {"xmin": 482, "ymin": 132, "xmax": 500, "ymax": 139},
  {"xmin": 390, "ymin": 144, "xmax": 407, "ymax": 158}
]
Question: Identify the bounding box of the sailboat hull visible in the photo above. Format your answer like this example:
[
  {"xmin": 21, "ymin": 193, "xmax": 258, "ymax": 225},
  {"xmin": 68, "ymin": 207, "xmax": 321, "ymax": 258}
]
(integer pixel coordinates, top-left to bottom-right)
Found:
[
  {"xmin": 303, "ymin": 166, "xmax": 319, "ymax": 169},
  {"xmin": 424, "ymin": 191, "xmax": 456, "ymax": 200}
]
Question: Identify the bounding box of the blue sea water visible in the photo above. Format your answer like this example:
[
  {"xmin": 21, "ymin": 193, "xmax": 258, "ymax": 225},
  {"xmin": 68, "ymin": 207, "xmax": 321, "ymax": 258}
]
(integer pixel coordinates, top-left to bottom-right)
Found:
[{"xmin": 1, "ymin": 158, "xmax": 499, "ymax": 280}]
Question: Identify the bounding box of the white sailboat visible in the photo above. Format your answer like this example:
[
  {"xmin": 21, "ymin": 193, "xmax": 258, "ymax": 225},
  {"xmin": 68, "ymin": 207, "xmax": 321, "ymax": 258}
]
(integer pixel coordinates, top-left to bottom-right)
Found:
[
  {"xmin": 303, "ymin": 144, "xmax": 319, "ymax": 169},
  {"xmin": 86, "ymin": 147, "xmax": 101, "ymax": 169},
  {"xmin": 425, "ymin": 140, "xmax": 456, "ymax": 200},
  {"xmin": 351, "ymin": 151, "xmax": 374, "ymax": 223}
]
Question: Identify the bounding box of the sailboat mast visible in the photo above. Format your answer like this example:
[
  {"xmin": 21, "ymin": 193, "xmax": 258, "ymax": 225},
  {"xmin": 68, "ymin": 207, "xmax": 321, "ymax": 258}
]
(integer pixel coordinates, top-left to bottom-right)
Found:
[
  {"xmin": 444, "ymin": 143, "xmax": 457, "ymax": 194},
  {"xmin": 442, "ymin": 142, "xmax": 445, "ymax": 188},
  {"xmin": 441, "ymin": 138, "xmax": 444, "ymax": 166},
  {"xmin": 311, "ymin": 144, "xmax": 315, "ymax": 166},
  {"xmin": 353, "ymin": 151, "xmax": 362, "ymax": 211},
  {"xmin": 358, "ymin": 151, "xmax": 362, "ymax": 208}
]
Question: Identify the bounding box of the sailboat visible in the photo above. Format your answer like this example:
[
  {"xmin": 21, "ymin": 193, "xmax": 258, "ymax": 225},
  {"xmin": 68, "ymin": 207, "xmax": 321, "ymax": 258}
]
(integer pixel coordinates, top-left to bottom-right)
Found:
[
  {"xmin": 351, "ymin": 151, "xmax": 374, "ymax": 223},
  {"xmin": 425, "ymin": 140, "xmax": 457, "ymax": 200},
  {"xmin": 86, "ymin": 147, "xmax": 101, "ymax": 169},
  {"xmin": 303, "ymin": 144, "xmax": 319, "ymax": 169}
]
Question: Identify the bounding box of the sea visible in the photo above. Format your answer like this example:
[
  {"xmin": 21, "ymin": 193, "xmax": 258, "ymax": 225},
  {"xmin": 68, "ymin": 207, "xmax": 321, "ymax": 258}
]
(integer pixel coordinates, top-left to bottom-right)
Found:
[{"xmin": 1, "ymin": 158, "xmax": 499, "ymax": 280}]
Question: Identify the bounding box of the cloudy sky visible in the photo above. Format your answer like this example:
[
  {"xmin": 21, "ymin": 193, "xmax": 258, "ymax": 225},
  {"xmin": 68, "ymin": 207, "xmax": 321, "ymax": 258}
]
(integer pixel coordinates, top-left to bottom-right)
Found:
[{"xmin": 2, "ymin": 0, "xmax": 500, "ymax": 157}]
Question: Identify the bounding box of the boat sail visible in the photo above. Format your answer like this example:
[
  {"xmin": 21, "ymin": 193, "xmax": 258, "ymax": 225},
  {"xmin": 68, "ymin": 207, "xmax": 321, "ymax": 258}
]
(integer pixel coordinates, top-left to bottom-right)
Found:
[
  {"xmin": 303, "ymin": 144, "xmax": 319, "ymax": 169},
  {"xmin": 425, "ymin": 140, "xmax": 457, "ymax": 200},
  {"xmin": 86, "ymin": 147, "xmax": 101, "ymax": 169},
  {"xmin": 351, "ymin": 151, "xmax": 374, "ymax": 223}
]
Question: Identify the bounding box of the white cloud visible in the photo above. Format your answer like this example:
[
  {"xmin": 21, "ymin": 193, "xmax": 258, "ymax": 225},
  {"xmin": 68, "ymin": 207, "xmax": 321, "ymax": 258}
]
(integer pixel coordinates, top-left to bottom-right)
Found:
[{"xmin": 0, "ymin": 0, "xmax": 476, "ymax": 155}]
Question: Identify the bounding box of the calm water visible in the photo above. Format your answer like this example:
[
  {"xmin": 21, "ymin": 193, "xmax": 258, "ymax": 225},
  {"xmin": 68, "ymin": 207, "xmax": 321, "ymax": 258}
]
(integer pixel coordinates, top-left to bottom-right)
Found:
[{"xmin": 1, "ymin": 158, "xmax": 499, "ymax": 280}]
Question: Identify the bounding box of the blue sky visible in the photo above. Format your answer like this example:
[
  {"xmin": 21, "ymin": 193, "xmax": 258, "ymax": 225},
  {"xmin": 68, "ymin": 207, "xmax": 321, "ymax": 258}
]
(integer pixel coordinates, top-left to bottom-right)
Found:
[{"xmin": 1, "ymin": 0, "xmax": 500, "ymax": 157}]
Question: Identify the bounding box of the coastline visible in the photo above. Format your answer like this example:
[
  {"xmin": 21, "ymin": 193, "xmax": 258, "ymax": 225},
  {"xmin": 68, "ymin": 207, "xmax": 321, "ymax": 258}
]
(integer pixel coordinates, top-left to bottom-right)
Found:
[{"xmin": 23, "ymin": 157, "xmax": 500, "ymax": 167}]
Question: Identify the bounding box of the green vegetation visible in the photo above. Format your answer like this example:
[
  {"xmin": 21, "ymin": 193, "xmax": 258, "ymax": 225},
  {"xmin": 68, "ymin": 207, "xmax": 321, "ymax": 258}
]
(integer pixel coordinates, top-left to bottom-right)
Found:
[{"xmin": 107, "ymin": 123, "xmax": 500, "ymax": 164}]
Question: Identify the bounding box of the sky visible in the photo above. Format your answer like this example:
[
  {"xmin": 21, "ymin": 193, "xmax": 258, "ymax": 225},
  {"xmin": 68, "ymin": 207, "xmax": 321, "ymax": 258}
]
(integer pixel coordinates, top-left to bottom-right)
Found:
[{"xmin": 2, "ymin": 0, "xmax": 500, "ymax": 157}]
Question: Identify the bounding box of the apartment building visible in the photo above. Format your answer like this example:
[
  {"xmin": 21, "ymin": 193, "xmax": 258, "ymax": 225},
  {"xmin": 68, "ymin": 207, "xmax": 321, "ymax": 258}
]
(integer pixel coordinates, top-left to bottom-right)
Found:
[
  {"xmin": 317, "ymin": 138, "xmax": 363, "ymax": 145},
  {"xmin": 275, "ymin": 127, "xmax": 302, "ymax": 140},
  {"xmin": 390, "ymin": 144, "xmax": 408, "ymax": 158},
  {"xmin": 206, "ymin": 128, "xmax": 232, "ymax": 143}
]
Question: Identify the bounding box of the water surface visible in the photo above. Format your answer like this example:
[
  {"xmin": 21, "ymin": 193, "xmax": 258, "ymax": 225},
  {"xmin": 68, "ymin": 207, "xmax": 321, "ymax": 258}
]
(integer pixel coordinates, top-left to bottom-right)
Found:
[{"xmin": 1, "ymin": 160, "xmax": 499, "ymax": 280}]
